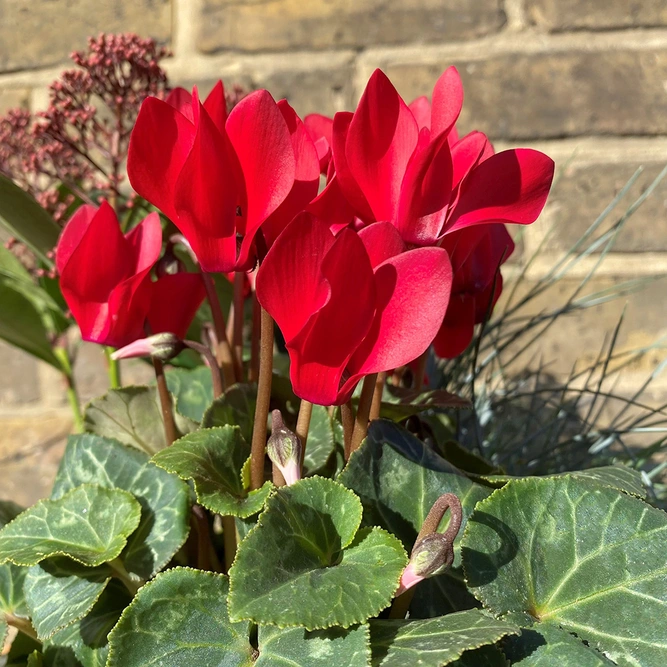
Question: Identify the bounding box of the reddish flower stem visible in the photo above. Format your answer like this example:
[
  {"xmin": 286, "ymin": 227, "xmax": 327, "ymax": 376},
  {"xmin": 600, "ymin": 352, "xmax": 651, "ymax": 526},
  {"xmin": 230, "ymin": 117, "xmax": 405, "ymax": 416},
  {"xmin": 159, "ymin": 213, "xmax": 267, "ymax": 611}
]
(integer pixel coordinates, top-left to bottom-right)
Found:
[
  {"xmin": 341, "ymin": 400, "xmax": 356, "ymax": 460},
  {"xmin": 221, "ymin": 515, "xmax": 238, "ymax": 572},
  {"xmin": 232, "ymin": 271, "xmax": 245, "ymax": 381},
  {"xmin": 272, "ymin": 463, "xmax": 286, "ymax": 487},
  {"xmin": 183, "ymin": 340, "xmax": 223, "ymax": 398},
  {"xmin": 153, "ymin": 357, "xmax": 178, "ymax": 447},
  {"xmin": 349, "ymin": 373, "xmax": 378, "ymax": 456},
  {"xmin": 250, "ymin": 307, "xmax": 274, "ymax": 490},
  {"xmin": 369, "ymin": 371, "xmax": 387, "ymax": 422},
  {"xmin": 201, "ymin": 272, "xmax": 236, "ymax": 388},
  {"xmin": 412, "ymin": 350, "xmax": 428, "ymax": 390},
  {"xmin": 249, "ymin": 291, "xmax": 261, "ymax": 382},
  {"xmin": 296, "ymin": 399, "xmax": 313, "ymax": 469}
]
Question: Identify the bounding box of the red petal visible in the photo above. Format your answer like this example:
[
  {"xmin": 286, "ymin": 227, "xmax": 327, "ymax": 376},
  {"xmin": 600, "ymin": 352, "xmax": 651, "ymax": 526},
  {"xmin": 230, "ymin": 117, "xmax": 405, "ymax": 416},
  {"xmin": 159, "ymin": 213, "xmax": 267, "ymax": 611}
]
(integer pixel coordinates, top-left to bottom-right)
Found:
[
  {"xmin": 431, "ymin": 67, "xmax": 464, "ymax": 139},
  {"xmin": 255, "ymin": 213, "xmax": 334, "ymax": 344},
  {"xmin": 307, "ymin": 173, "xmax": 357, "ymax": 234},
  {"xmin": 446, "ymin": 149, "xmax": 555, "ymax": 234},
  {"xmin": 358, "ymin": 222, "xmax": 405, "ymax": 269},
  {"xmin": 304, "ymin": 113, "xmax": 334, "ymax": 172},
  {"xmin": 124, "ymin": 212, "xmax": 164, "ymax": 275},
  {"xmin": 288, "ymin": 227, "xmax": 375, "ymax": 405},
  {"xmin": 348, "ymin": 247, "xmax": 453, "ymax": 377},
  {"xmin": 432, "ymin": 294, "xmax": 476, "ymax": 359},
  {"xmin": 408, "ymin": 96, "xmax": 431, "ymax": 131},
  {"xmin": 260, "ymin": 100, "xmax": 321, "ymax": 250},
  {"xmin": 55, "ymin": 204, "xmax": 97, "ymax": 275},
  {"xmin": 346, "ymin": 69, "xmax": 419, "ymax": 222},
  {"xmin": 203, "ymin": 81, "xmax": 228, "ymax": 136},
  {"xmin": 148, "ymin": 273, "xmax": 206, "ymax": 339},
  {"xmin": 396, "ymin": 128, "xmax": 453, "ymax": 246},
  {"xmin": 226, "ymin": 90, "xmax": 296, "ymax": 267},
  {"xmin": 173, "ymin": 93, "xmax": 239, "ymax": 272},
  {"xmin": 331, "ymin": 111, "xmax": 374, "ymax": 221},
  {"xmin": 165, "ymin": 87, "xmax": 194, "ymax": 122},
  {"xmin": 451, "ymin": 131, "xmax": 493, "ymax": 189},
  {"xmin": 127, "ymin": 97, "xmax": 196, "ymax": 224}
]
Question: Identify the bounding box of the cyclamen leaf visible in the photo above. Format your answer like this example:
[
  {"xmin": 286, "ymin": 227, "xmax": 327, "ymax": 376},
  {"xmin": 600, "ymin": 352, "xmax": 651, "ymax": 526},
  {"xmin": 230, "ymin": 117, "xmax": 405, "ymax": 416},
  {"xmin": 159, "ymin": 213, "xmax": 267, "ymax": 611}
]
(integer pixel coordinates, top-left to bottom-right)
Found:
[
  {"xmin": 0, "ymin": 485, "xmax": 141, "ymax": 567},
  {"xmin": 202, "ymin": 382, "xmax": 256, "ymax": 444},
  {"xmin": 152, "ymin": 426, "xmax": 272, "ymax": 518},
  {"xmin": 338, "ymin": 420, "xmax": 490, "ymax": 615},
  {"xmin": 477, "ymin": 465, "xmax": 646, "ymax": 498},
  {"xmin": 106, "ymin": 568, "xmax": 252, "ymax": 667},
  {"xmin": 52, "ymin": 434, "xmax": 191, "ymax": 579},
  {"xmin": 165, "ymin": 366, "xmax": 214, "ymax": 422},
  {"xmin": 24, "ymin": 559, "xmax": 112, "ymax": 640},
  {"xmin": 84, "ymin": 386, "xmax": 197, "ymax": 455},
  {"xmin": 462, "ymin": 477, "xmax": 667, "ymax": 666},
  {"xmin": 369, "ymin": 610, "xmax": 518, "ymax": 667},
  {"xmin": 0, "ymin": 500, "xmax": 28, "ymax": 620},
  {"xmin": 228, "ymin": 477, "xmax": 407, "ymax": 629},
  {"xmin": 256, "ymin": 625, "xmax": 370, "ymax": 667},
  {"xmin": 504, "ymin": 623, "xmax": 616, "ymax": 665},
  {"xmin": 303, "ymin": 403, "xmax": 336, "ymax": 475},
  {"xmin": 452, "ymin": 644, "xmax": 509, "ymax": 666},
  {"xmin": 44, "ymin": 579, "xmax": 132, "ymax": 667}
]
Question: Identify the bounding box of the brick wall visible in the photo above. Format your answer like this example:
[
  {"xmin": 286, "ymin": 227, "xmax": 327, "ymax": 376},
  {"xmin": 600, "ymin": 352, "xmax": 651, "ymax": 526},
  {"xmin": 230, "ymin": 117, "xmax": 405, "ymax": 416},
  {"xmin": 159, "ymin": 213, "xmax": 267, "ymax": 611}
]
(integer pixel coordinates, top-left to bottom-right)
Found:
[{"xmin": 1, "ymin": 0, "xmax": 667, "ymax": 504}]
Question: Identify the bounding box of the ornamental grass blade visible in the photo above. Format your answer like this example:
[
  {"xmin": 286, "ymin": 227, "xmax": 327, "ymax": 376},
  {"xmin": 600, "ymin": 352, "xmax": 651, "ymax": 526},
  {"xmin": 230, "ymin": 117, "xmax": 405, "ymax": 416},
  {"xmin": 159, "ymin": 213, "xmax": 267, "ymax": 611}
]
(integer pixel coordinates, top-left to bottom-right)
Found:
[
  {"xmin": 0, "ymin": 485, "xmax": 141, "ymax": 567},
  {"xmin": 228, "ymin": 477, "xmax": 407, "ymax": 629},
  {"xmin": 151, "ymin": 426, "xmax": 273, "ymax": 518},
  {"xmin": 462, "ymin": 476, "xmax": 667, "ymax": 665}
]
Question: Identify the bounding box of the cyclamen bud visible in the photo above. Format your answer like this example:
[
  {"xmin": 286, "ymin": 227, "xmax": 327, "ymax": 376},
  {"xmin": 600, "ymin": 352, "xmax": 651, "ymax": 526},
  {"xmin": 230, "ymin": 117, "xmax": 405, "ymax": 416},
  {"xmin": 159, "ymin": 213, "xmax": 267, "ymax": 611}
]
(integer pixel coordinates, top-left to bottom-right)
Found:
[
  {"xmin": 396, "ymin": 533, "xmax": 454, "ymax": 596},
  {"xmin": 266, "ymin": 410, "xmax": 302, "ymax": 486},
  {"xmin": 111, "ymin": 332, "xmax": 185, "ymax": 362}
]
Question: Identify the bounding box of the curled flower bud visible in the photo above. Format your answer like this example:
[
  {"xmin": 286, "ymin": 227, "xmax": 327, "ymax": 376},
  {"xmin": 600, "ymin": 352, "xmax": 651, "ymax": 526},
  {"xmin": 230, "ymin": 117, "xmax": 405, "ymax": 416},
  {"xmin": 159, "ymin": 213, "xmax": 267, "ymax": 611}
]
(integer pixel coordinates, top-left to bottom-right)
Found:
[
  {"xmin": 266, "ymin": 410, "xmax": 302, "ymax": 486},
  {"xmin": 111, "ymin": 332, "xmax": 185, "ymax": 362},
  {"xmin": 396, "ymin": 533, "xmax": 454, "ymax": 596}
]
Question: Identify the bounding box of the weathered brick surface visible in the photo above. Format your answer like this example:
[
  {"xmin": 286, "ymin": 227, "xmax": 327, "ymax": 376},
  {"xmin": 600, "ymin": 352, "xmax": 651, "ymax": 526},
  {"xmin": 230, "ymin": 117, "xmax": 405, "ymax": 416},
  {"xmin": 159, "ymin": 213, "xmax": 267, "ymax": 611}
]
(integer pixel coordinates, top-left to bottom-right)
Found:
[
  {"xmin": 546, "ymin": 161, "xmax": 667, "ymax": 253},
  {"xmin": 0, "ymin": 0, "xmax": 172, "ymax": 73},
  {"xmin": 197, "ymin": 0, "xmax": 505, "ymax": 53},
  {"xmin": 382, "ymin": 49, "xmax": 667, "ymax": 140},
  {"xmin": 527, "ymin": 1, "xmax": 667, "ymax": 31},
  {"xmin": 0, "ymin": 342, "xmax": 40, "ymax": 405}
]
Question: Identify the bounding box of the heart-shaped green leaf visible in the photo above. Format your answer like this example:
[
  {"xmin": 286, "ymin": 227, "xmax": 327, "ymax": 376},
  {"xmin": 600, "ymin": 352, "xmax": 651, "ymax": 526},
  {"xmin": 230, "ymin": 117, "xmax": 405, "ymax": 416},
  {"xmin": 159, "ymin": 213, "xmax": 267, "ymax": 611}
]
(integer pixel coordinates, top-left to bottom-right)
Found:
[
  {"xmin": 0, "ymin": 500, "xmax": 28, "ymax": 623},
  {"xmin": 152, "ymin": 426, "xmax": 272, "ymax": 518},
  {"xmin": 84, "ymin": 386, "xmax": 196, "ymax": 455},
  {"xmin": 369, "ymin": 610, "xmax": 518, "ymax": 667},
  {"xmin": 107, "ymin": 568, "xmax": 252, "ymax": 667},
  {"xmin": 0, "ymin": 485, "xmax": 141, "ymax": 567},
  {"xmin": 228, "ymin": 476, "xmax": 407, "ymax": 629},
  {"xmin": 52, "ymin": 434, "xmax": 190, "ymax": 579},
  {"xmin": 166, "ymin": 366, "xmax": 214, "ymax": 422},
  {"xmin": 504, "ymin": 623, "xmax": 616, "ymax": 665},
  {"xmin": 44, "ymin": 579, "xmax": 132, "ymax": 667},
  {"xmin": 256, "ymin": 625, "xmax": 370, "ymax": 667},
  {"xmin": 462, "ymin": 476, "xmax": 667, "ymax": 665},
  {"xmin": 339, "ymin": 420, "xmax": 490, "ymax": 615},
  {"xmin": 24, "ymin": 559, "xmax": 111, "ymax": 640},
  {"xmin": 477, "ymin": 465, "xmax": 645, "ymax": 498},
  {"xmin": 202, "ymin": 382, "xmax": 256, "ymax": 444}
]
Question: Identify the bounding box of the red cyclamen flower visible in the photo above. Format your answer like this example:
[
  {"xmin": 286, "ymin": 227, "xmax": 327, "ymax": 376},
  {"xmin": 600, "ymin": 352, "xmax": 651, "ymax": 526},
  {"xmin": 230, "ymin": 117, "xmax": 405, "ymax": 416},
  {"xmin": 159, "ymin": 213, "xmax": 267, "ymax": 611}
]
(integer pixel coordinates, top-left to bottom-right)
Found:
[
  {"xmin": 56, "ymin": 202, "xmax": 205, "ymax": 348},
  {"xmin": 128, "ymin": 82, "xmax": 320, "ymax": 272},
  {"xmin": 434, "ymin": 224, "xmax": 515, "ymax": 358},
  {"xmin": 256, "ymin": 213, "xmax": 453, "ymax": 405},
  {"xmin": 323, "ymin": 67, "xmax": 554, "ymax": 246}
]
